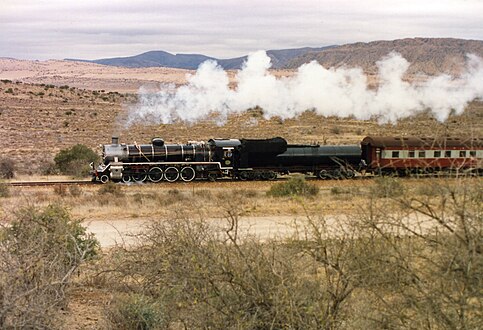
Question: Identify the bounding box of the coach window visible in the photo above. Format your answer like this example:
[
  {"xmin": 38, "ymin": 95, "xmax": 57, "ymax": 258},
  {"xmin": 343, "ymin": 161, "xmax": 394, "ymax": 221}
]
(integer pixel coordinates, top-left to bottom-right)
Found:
[
  {"xmin": 418, "ymin": 151, "xmax": 425, "ymax": 158},
  {"xmin": 408, "ymin": 151, "xmax": 415, "ymax": 158},
  {"xmin": 392, "ymin": 151, "xmax": 399, "ymax": 158},
  {"xmin": 445, "ymin": 150, "xmax": 452, "ymax": 158},
  {"xmin": 470, "ymin": 151, "xmax": 476, "ymax": 157},
  {"xmin": 434, "ymin": 150, "xmax": 441, "ymax": 158},
  {"xmin": 459, "ymin": 151, "xmax": 467, "ymax": 158}
]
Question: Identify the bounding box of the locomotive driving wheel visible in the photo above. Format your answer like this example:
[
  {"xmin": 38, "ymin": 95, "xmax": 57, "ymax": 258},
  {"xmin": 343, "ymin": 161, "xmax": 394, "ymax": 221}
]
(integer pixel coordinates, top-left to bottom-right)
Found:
[
  {"xmin": 164, "ymin": 167, "xmax": 179, "ymax": 182},
  {"xmin": 180, "ymin": 167, "xmax": 196, "ymax": 182},
  {"xmin": 148, "ymin": 167, "xmax": 163, "ymax": 182},
  {"xmin": 132, "ymin": 170, "xmax": 147, "ymax": 182}
]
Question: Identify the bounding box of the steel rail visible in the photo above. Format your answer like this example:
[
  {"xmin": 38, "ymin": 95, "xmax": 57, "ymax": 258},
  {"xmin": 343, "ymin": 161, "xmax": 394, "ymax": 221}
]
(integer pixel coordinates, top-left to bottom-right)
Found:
[{"xmin": 7, "ymin": 180, "xmax": 94, "ymax": 187}]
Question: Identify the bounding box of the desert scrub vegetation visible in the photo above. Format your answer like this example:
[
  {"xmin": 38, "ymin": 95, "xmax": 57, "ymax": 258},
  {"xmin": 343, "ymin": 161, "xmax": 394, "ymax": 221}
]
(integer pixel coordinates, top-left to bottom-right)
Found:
[
  {"xmin": 370, "ymin": 176, "xmax": 404, "ymax": 198},
  {"xmin": 54, "ymin": 144, "xmax": 99, "ymax": 177},
  {"xmin": 0, "ymin": 157, "xmax": 15, "ymax": 179},
  {"xmin": 98, "ymin": 181, "xmax": 124, "ymax": 197},
  {"xmin": 93, "ymin": 178, "xmax": 481, "ymax": 329},
  {"xmin": 267, "ymin": 175, "xmax": 319, "ymax": 197},
  {"xmin": 0, "ymin": 204, "xmax": 99, "ymax": 329},
  {"xmin": 0, "ymin": 181, "xmax": 9, "ymax": 198}
]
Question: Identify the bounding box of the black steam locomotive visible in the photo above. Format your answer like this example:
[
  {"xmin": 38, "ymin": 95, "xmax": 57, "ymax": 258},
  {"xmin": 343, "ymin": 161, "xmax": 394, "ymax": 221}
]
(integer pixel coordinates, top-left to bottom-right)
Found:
[{"xmin": 91, "ymin": 136, "xmax": 362, "ymax": 183}]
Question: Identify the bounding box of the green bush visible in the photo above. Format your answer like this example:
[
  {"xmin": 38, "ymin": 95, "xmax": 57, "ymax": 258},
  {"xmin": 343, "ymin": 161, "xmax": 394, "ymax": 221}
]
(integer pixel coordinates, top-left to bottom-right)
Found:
[
  {"xmin": 105, "ymin": 294, "xmax": 166, "ymax": 330},
  {"xmin": 0, "ymin": 157, "xmax": 15, "ymax": 179},
  {"xmin": 0, "ymin": 181, "xmax": 9, "ymax": 197},
  {"xmin": 267, "ymin": 176, "xmax": 319, "ymax": 197},
  {"xmin": 54, "ymin": 144, "xmax": 99, "ymax": 177}
]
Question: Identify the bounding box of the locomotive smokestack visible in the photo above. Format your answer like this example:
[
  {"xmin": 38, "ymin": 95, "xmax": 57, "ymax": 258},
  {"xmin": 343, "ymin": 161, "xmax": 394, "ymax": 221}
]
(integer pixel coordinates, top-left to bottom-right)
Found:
[{"xmin": 112, "ymin": 136, "xmax": 119, "ymax": 145}]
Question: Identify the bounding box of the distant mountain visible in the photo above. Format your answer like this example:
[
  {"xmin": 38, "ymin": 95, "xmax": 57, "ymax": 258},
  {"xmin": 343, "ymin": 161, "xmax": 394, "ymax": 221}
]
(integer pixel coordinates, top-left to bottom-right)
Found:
[
  {"xmin": 287, "ymin": 38, "xmax": 483, "ymax": 75},
  {"xmin": 217, "ymin": 46, "xmax": 336, "ymax": 69},
  {"xmin": 67, "ymin": 51, "xmax": 215, "ymax": 70},
  {"xmin": 66, "ymin": 46, "xmax": 335, "ymax": 70},
  {"xmin": 65, "ymin": 38, "xmax": 483, "ymax": 75}
]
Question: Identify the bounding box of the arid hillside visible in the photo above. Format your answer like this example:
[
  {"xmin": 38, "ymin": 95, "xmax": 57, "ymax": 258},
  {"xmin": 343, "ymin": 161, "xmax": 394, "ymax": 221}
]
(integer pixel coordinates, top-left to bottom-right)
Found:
[
  {"xmin": 0, "ymin": 58, "xmax": 193, "ymax": 93},
  {"xmin": 0, "ymin": 58, "xmax": 296, "ymax": 93},
  {"xmin": 288, "ymin": 38, "xmax": 483, "ymax": 75},
  {"xmin": 0, "ymin": 79, "xmax": 481, "ymax": 174}
]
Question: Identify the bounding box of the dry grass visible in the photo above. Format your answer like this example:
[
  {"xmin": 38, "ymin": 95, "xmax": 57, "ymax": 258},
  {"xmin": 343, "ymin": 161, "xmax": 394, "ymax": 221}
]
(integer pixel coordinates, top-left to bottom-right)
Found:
[{"xmin": 2, "ymin": 177, "xmax": 480, "ymax": 224}]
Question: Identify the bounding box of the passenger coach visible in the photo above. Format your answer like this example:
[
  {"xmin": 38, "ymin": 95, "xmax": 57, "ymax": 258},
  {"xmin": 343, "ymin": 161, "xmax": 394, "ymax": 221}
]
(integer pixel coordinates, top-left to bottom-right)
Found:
[{"xmin": 361, "ymin": 136, "xmax": 483, "ymax": 176}]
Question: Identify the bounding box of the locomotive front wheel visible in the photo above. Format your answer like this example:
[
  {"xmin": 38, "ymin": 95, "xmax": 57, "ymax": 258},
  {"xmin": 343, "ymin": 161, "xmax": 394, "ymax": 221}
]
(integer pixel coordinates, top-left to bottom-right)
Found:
[
  {"xmin": 122, "ymin": 174, "xmax": 131, "ymax": 183},
  {"xmin": 100, "ymin": 175, "xmax": 110, "ymax": 184},
  {"xmin": 164, "ymin": 167, "xmax": 179, "ymax": 182},
  {"xmin": 148, "ymin": 167, "xmax": 163, "ymax": 182},
  {"xmin": 180, "ymin": 167, "xmax": 196, "ymax": 182}
]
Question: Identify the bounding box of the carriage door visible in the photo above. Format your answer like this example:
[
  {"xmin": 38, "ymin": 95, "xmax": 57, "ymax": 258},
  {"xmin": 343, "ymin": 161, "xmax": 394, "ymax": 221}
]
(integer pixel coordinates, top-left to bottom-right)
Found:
[
  {"xmin": 375, "ymin": 147, "xmax": 381, "ymax": 167},
  {"xmin": 222, "ymin": 147, "xmax": 234, "ymax": 169}
]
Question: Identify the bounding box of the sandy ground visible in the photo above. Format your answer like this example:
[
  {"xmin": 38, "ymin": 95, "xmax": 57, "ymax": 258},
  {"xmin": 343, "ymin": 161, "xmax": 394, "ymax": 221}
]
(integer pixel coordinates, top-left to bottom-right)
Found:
[
  {"xmin": 83, "ymin": 211, "xmax": 439, "ymax": 249},
  {"xmin": 0, "ymin": 58, "xmax": 295, "ymax": 93},
  {"xmin": 84, "ymin": 215, "xmax": 304, "ymax": 248}
]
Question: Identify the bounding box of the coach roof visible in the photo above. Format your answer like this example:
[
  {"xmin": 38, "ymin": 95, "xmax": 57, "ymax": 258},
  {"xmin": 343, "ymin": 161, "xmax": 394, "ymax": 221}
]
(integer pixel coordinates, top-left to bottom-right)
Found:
[{"xmin": 361, "ymin": 136, "xmax": 483, "ymax": 148}]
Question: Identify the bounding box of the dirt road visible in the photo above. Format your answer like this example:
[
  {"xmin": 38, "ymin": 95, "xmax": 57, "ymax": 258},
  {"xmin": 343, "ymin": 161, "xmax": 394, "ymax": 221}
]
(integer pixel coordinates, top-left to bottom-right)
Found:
[{"xmin": 83, "ymin": 216, "xmax": 307, "ymax": 248}]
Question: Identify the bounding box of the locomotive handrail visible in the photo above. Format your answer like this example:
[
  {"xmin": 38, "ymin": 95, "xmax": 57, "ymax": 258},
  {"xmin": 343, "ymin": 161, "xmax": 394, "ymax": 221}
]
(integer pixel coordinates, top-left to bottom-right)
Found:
[{"xmin": 134, "ymin": 142, "xmax": 151, "ymax": 162}]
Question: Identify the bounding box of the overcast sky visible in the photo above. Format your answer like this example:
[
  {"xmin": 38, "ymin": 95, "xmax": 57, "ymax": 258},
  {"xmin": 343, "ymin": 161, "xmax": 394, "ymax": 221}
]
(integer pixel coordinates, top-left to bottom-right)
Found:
[{"xmin": 1, "ymin": 0, "xmax": 482, "ymax": 60}]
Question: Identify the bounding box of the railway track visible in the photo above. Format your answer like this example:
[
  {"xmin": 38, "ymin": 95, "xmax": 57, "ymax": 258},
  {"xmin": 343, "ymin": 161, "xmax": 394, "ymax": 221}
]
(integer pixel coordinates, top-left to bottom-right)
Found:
[
  {"xmin": 7, "ymin": 180, "xmax": 94, "ymax": 187},
  {"xmin": 5, "ymin": 173, "xmax": 476, "ymax": 188}
]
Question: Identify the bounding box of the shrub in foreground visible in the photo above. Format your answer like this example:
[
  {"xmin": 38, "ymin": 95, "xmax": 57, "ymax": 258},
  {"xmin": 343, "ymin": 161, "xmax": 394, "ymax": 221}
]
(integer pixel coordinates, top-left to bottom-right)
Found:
[
  {"xmin": 0, "ymin": 204, "xmax": 99, "ymax": 328},
  {"xmin": 267, "ymin": 175, "xmax": 319, "ymax": 197},
  {"xmin": 99, "ymin": 179, "xmax": 482, "ymax": 329},
  {"xmin": 104, "ymin": 293, "xmax": 166, "ymax": 330}
]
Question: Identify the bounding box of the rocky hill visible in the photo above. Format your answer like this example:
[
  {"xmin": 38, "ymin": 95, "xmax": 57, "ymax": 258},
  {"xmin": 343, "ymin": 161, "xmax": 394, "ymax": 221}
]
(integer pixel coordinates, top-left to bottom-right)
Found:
[
  {"xmin": 287, "ymin": 38, "xmax": 483, "ymax": 75},
  {"xmin": 63, "ymin": 38, "xmax": 483, "ymax": 74},
  {"xmin": 66, "ymin": 47, "xmax": 333, "ymax": 70}
]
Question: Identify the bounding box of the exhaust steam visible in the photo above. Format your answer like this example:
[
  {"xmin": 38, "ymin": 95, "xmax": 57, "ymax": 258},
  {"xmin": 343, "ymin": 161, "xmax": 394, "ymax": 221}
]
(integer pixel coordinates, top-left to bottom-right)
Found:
[{"xmin": 126, "ymin": 51, "xmax": 483, "ymax": 125}]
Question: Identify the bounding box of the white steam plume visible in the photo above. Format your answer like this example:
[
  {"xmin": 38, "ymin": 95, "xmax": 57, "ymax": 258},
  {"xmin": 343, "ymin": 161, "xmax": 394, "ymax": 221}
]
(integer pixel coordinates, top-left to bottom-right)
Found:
[{"xmin": 127, "ymin": 51, "xmax": 483, "ymax": 125}]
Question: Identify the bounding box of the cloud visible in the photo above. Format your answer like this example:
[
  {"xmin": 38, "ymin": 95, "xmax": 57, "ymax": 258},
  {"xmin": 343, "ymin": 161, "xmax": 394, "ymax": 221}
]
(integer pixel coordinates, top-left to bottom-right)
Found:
[{"xmin": 0, "ymin": 0, "xmax": 482, "ymax": 60}]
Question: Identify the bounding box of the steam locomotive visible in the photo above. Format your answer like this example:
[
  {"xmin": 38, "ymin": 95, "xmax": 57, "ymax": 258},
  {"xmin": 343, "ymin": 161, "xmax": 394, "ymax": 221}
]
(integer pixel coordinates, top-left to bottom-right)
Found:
[{"xmin": 91, "ymin": 136, "xmax": 482, "ymax": 183}]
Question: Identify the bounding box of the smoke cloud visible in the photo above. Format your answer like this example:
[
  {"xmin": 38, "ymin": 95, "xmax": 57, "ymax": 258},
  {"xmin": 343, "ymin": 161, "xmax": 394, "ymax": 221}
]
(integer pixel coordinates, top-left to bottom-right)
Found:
[{"xmin": 127, "ymin": 51, "xmax": 483, "ymax": 125}]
